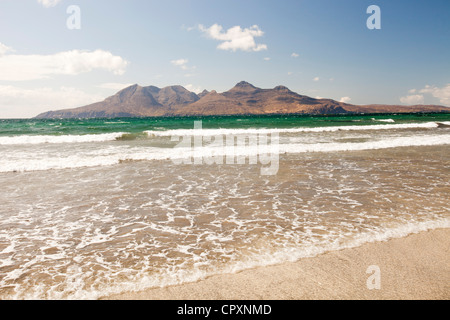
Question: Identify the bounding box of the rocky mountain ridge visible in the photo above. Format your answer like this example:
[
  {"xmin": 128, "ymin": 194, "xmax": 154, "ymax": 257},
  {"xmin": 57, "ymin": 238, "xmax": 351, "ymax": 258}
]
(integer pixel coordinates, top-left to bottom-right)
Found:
[{"xmin": 35, "ymin": 81, "xmax": 449, "ymax": 118}]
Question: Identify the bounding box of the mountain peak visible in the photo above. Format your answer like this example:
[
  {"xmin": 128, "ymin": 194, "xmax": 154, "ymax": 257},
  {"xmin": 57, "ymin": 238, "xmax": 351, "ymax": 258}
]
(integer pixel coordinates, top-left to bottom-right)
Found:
[
  {"xmin": 234, "ymin": 81, "xmax": 256, "ymax": 88},
  {"xmin": 112, "ymin": 84, "xmax": 141, "ymax": 102},
  {"xmin": 273, "ymin": 85, "xmax": 291, "ymax": 92},
  {"xmin": 228, "ymin": 81, "xmax": 259, "ymax": 94},
  {"xmin": 198, "ymin": 89, "xmax": 209, "ymax": 98},
  {"xmin": 156, "ymin": 85, "xmax": 200, "ymax": 106},
  {"xmin": 119, "ymin": 84, "xmax": 139, "ymax": 91}
]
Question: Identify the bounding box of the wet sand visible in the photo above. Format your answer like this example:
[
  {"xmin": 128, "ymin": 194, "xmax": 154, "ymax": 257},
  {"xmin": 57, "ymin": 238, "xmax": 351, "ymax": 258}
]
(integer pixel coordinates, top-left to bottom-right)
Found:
[{"xmin": 103, "ymin": 228, "xmax": 449, "ymax": 300}]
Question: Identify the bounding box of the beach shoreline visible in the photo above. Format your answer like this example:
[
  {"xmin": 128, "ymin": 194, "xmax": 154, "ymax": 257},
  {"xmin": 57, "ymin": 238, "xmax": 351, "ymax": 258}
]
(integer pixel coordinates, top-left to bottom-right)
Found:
[{"xmin": 102, "ymin": 228, "xmax": 449, "ymax": 300}]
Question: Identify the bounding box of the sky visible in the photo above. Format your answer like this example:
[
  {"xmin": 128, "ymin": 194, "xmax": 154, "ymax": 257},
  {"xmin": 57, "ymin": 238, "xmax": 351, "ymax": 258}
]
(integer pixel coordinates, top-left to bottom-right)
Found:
[{"xmin": 0, "ymin": 0, "xmax": 449, "ymax": 118}]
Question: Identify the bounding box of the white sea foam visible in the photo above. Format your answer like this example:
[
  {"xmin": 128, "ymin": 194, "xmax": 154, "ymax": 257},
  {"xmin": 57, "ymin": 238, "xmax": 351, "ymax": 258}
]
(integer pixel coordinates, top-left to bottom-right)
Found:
[
  {"xmin": 8, "ymin": 218, "xmax": 447, "ymax": 300},
  {"xmin": 371, "ymin": 118, "xmax": 395, "ymax": 123},
  {"xmin": 0, "ymin": 132, "xmax": 127, "ymax": 145},
  {"xmin": 280, "ymin": 134, "xmax": 450, "ymax": 153},
  {"xmin": 1, "ymin": 133, "xmax": 449, "ymax": 173},
  {"xmin": 104, "ymin": 121, "xmax": 130, "ymax": 124},
  {"xmin": 145, "ymin": 122, "xmax": 440, "ymax": 137},
  {"xmin": 225, "ymin": 218, "xmax": 450, "ymax": 269}
]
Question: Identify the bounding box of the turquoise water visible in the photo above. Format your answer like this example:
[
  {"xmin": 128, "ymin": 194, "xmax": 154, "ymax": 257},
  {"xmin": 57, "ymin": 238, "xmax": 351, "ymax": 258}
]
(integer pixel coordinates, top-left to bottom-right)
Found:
[{"xmin": 1, "ymin": 113, "xmax": 449, "ymax": 137}]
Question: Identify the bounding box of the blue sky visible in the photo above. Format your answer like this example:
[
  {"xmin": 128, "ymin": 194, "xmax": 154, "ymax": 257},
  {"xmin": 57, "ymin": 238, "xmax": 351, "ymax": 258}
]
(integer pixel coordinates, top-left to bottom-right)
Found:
[{"xmin": 0, "ymin": 0, "xmax": 449, "ymax": 118}]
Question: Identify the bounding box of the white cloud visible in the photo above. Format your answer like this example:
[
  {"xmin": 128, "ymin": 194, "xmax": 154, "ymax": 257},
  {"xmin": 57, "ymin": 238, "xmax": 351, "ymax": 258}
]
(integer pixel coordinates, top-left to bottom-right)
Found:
[
  {"xmin": 401, "ymin": 84, "xmax": 450, "ymax": 106},
  {"xmin": 340, "ymin": 97, "xmax": 352, "ymax": 103},
  {"xmin": 313, "ymin": 77, "xmax": 320, "ymax": 82},
  {"xmin": 198, "ymin": 24, "xmax": 267, "ymax": 52},
  {"xmin": 400, "ymin": 94, "xmax": 425, "ymax": 105},
  {"xmin": 287, "ymin": 72, "xmax": 293, "ymax": 76},
  {"xmin": 181, "ymin": 24, "xmax": 197, "ymax": 32},
  {"xmin": 0, "ymin": 85, "xmax": 104, "ymax": 118},
  {"xmin": 263, "ymin": 57, "xmax": 271, "ymax": 61},
  {"xmin": 291, "ymin": 53, "xmax": 299, "ymax": 58},
  {"xmin": 184, "ymin": 84, "xmax": 203, "ymax": 94},
  {"xmin": 171, "ymin": 59, "xmax": 190, "ymax": 70},
  {"xmin": 97, "ymin": 83, "xmax": 134, "ymax": 90},
  {"xmin": 37, "ymin": 0, "xmax": 62, "ymax": 8},
  {"xmin": 0, "ymin": 43, "xmax": 14, "ymax": 56},
  {"xmin": 0, "ymin": 49, "xmax": 129, "ymax": 81},
  {"xmin": 419, "ymin": 84, "xmax": 450, "ymax": 106}
]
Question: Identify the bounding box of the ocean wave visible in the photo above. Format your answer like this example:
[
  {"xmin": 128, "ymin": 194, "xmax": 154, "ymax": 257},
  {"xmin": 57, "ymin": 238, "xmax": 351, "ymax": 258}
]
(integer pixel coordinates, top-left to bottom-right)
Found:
[
  {"xmin": 0, "ymin": 132, "xmax": 127, "ymax": 145},
  {"xmin": 1, "ymin": 134, "xmax": 449, "ymax": 173},
  {"xmin": 145, "ymin": 122, "xmax": 441, "ymax": 137},
  {"xmin": 372, "ymin": 118, "xmax": 395, "ymax": 123},
  {"xmin": 282, "ymin": 134, "xmax": 450, "ymax": 153},
  {"xmin": 437, "ymin": 121, "xmax": 450, "ymax": 128},
  {"xmin": 0, "ymin": 122, "xmax": 445, "ymax": 146}
]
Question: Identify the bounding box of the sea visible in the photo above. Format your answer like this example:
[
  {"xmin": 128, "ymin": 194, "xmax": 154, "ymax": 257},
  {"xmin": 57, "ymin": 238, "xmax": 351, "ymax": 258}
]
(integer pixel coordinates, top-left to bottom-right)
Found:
[{"xmin": 0, "ymin": 113, "xmax": 449, "ymax": 299}]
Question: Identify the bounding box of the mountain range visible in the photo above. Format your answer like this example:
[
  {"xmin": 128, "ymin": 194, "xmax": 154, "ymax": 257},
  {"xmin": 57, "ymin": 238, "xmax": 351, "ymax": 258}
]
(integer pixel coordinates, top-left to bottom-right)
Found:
[{"xmin": 35, "ymin": 81, "xmax": 449, "ymax": 118}]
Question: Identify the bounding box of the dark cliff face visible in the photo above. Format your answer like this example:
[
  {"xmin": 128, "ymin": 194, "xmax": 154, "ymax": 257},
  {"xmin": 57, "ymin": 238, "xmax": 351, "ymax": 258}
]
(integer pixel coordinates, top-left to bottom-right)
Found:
[{"xmin": 35, "ymin": 82, "xmax": 449, "ymax": 119}]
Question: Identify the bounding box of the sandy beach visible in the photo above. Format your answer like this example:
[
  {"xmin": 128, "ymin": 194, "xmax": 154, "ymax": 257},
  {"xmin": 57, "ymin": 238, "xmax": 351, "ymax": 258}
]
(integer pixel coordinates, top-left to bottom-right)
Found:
[{"xmin": 103, "ymin": 228, "xmax": 449, "ymax": 300}]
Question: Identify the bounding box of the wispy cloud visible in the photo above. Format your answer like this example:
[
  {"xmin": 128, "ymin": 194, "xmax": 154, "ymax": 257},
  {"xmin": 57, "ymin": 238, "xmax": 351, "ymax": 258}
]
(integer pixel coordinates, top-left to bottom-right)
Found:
[
  {"xmin": 97, "ymin": 83, "xmax": 134, "ymax": 90},
  {"xmin": 0, "ymin": 85, "xmax": 104, "ymax": 118},
  {"xmin": 198, "ymin": 24, "xmax": 267, "ymax": 52},
  {"xmin": 171, "ymin": 59, "xmax": 190, "ymax": 70},
  {"xmin": 313, "ymin": 77, "xmax": 320, "ymax": 82},
  {"xmin": 401, "ymin": 84, "xmax": 450, "ymax": 106},
  {"xmin": 37, "ymin": 0, "xmax": 62, "ymax": 8},
  {"xmin": 181, "ymin": 24, "xmax": 197, "ymax": 32},
  {"xmin": 184, "ymin": 84, "xmax": 203, "ymax": 94},
  {"xmin": 419, "ymin": 84, "xmax": 450, "ymax": 106},
  {"xmin": 0, "ymin": 43, "xmax": 14, "ymax": 56},
  {"xmin": 291, "ymin": 53, "xmax": 299, "ymax": 58},
  {"xmin": 400, "ymin": 94, "xmax": 425, "ymax": 105},
  {"xmin": 340, "ymin": 97, "xmax": 352, "ymax": 103},
  {"xmin": 0, "ymin": 47, "xmax": 129, "ymax": 81},
  {"xmin": 263, "ymin": 57, "xmax": 271, "ymax": 61}
]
